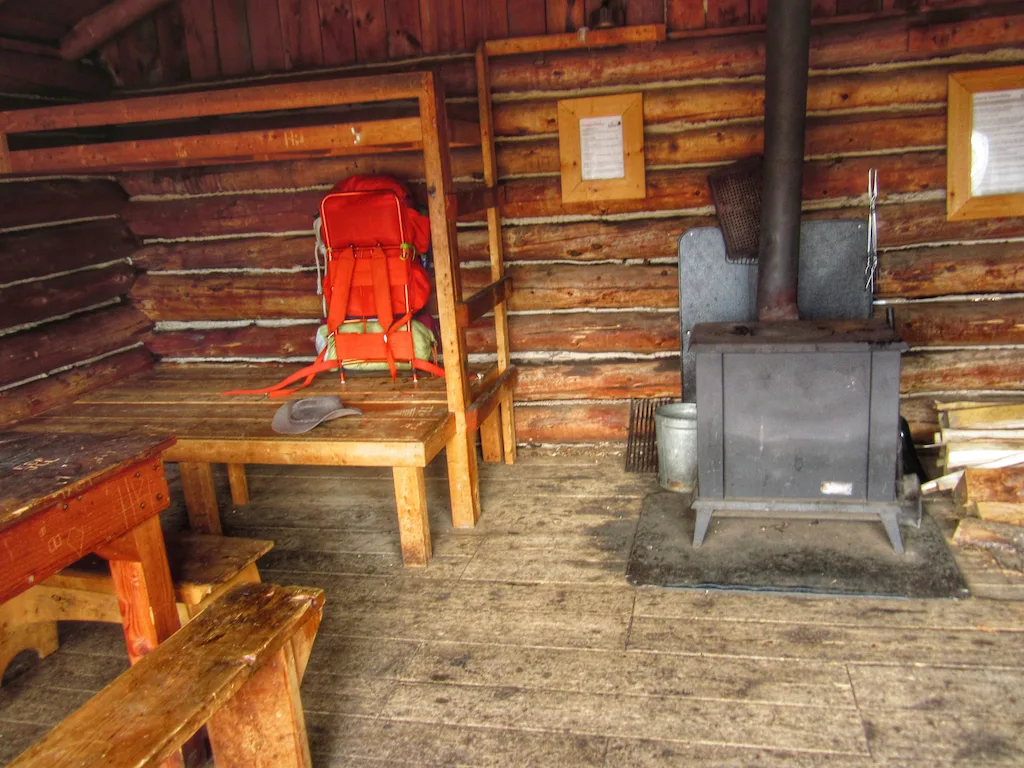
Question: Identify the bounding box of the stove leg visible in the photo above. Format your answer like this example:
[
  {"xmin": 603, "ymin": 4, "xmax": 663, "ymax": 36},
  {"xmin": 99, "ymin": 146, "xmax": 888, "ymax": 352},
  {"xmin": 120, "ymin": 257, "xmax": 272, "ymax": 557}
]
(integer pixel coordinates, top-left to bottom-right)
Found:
[
  {"xmin": 879, "ymin": 510, "xmax": 904, "ymax": 554},
  {"xmin": 692, "ymin": 508, "xmax": 713, "ymax": 548}
]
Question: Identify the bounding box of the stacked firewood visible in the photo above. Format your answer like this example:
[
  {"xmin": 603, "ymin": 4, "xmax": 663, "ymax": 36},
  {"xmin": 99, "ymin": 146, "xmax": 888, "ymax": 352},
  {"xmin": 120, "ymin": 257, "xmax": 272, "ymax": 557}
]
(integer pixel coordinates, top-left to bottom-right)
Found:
[{"xmin": 931, "ymin": 401, "xmax": 1024, "ymax": 554}]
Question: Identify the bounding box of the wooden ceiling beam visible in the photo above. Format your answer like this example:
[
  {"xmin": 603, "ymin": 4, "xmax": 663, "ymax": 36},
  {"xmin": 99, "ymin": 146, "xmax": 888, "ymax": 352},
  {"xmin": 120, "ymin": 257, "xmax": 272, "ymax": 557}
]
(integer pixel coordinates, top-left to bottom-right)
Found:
[{"xmin": 60, "ymin": 0, "xmax": 176, "ymax": 61}]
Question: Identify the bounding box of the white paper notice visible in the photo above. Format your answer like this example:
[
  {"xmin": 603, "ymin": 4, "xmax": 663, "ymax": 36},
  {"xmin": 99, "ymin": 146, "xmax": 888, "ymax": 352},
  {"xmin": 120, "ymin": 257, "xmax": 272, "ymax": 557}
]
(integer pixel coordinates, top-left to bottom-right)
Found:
[
  {"xmin": 579, "ymin": 115, "xmax": 625, "ymax": 181},
  {"xmin": 972, "ymin": 87, "xmax": 1024, "ymax": 196}
]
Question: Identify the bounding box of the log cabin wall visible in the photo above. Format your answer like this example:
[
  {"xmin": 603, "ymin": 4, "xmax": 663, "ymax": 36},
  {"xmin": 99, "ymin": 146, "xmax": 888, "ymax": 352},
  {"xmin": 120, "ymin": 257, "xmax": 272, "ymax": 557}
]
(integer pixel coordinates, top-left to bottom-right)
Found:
[
  {"xmin": 0, "ymin": 180, "xmax": 154, "ymax": 428},
  {"xmin": 4, "ymin": 1, "xmax": 1024, "ymax": 444}
]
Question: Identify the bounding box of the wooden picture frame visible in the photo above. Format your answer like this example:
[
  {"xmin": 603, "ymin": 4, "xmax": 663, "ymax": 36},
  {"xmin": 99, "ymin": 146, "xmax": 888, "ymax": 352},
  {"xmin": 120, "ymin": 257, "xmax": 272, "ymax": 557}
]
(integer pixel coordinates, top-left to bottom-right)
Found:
[
  {"xmin": 557, "ymin": 93, "xmax": 645, "ymax": 204},
  {"xmin": 948, "ymin": 65, "xmax": 1024, "ymax": 220}
]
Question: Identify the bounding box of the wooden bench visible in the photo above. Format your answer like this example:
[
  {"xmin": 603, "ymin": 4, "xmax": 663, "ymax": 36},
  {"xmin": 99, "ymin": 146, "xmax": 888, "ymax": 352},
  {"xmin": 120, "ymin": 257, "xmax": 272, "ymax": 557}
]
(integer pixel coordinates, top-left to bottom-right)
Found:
[
  {"xmin": 0, "ymin": 532, "xmax": 272, "ymax": 684},
  {"xmin": 13, "ymin": 361, "xmax": 509, "ymax": 568},
  {"xmin": 9, "ymin": 583, "xmax": 324, "ymax": 768}
]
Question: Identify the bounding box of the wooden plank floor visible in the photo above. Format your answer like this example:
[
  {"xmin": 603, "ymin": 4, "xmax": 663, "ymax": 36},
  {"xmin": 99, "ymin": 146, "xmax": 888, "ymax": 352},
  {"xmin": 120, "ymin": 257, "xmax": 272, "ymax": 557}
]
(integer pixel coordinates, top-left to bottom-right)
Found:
[{"xmin": 3, "ymin": 451, "xmax": 1024, "ymax": 766}]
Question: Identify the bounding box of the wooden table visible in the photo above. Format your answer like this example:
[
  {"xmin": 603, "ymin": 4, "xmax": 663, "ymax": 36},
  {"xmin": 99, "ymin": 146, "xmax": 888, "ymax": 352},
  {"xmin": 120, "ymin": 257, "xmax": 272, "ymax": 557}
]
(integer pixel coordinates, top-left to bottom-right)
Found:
[{"xmin": 0, "ymin": 432, "xmax": 180, "ymax": 664}]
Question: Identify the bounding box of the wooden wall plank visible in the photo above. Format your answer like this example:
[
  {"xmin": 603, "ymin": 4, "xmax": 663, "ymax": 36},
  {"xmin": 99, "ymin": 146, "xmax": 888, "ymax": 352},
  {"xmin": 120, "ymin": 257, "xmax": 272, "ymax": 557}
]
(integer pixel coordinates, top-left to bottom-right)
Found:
[
  {"xmin": 0, "ymin": 220, "xmax": 136, "ymax": 285},
  {"xmin": 892, "ymin": 300, "xmax": 1024, "ymax": 348},
  {"xmin": 0, "ymin": 264, "xmax": 137, "ymax": 332},
  {"xmin": 0, "ymin": 50, "xmax": 111, "ymax": 97},
  {"xmin": 0, "ymin": 306, "xmax": 153, "ymax": 387},
  {"xmin": 0, "ymin": 180, "xmax": 126, "ymax": 231},
  {"xmin": 0, "ymin": 347, "xmax": 155, "ymax": 430},
  {"xmin": 245, "ymin": 0, "xmax": 287, "ymax": 70},
  {"xmin": 436, "ymin": 0, "xmax": 464, "ymax": 51},
  {"xmin": 706, "ymin": 0, "xmax": 749, "ymax": 28},
  {"xmin": 319, "ymin": 0, "xmax": 357, "ymax": 64},
  {"xmin": 749, "ymin": 0, "xmax": 766, "ymax": 24},
  {"xmin": 463, "ymin": 0, "xmax": 486, "ymax": 49},
  {"xmin": 179, "ymin": 0, "xmax": 220, "ymax": 80},
  {"xmin": 279, "ymin": 0, "xmax": 325, "ymax": 67},
  {"xmin": 487, "ymin": 0, "xmax": 509, "ymax": 38},
  {"xmin": 626, "ymin": 0, "xmax": 664, "ymax": 25},
  {"xmin": 837, "ymin": 0, "xmax": 880, "ymax": 13},
  {"xmin": 154, "ymin": 3, "xmax": 192, "ymax": 83},
  {"xmin": 385, "ymin": 0, "xmax": 422, "ymax": 58},
  {"xmin": 813, "ymin": 0, "xmax": 838, "ymax": 15},
  {"xmin": 213, "ymin": 0, "xmax": 253, "ymax": 75},
  {"xmin": 117, "ymin": 17, "xmax": 160, "ymax": 88},
  {"xmin": 351, "ymin": 0, "xmax": 388, "ymax": 60},
  {"xmin": 418, "ymin": 0, "xmax": 438, "ymax": 53},
  {"xmin": 508, "ymin": 0, "xmax": 547, "ymax": 37},
  {"xmin": 667, "ymin": 0, "xmax": 706, "ymax": 29},
  {"xmin": 546, "ymin": 0, "xmax": 585, "ymax": 33}
]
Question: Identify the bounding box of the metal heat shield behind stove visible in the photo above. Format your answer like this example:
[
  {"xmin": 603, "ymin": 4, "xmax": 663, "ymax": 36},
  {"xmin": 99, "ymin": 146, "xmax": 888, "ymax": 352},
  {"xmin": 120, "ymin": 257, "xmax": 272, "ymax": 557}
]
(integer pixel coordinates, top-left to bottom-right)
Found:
[{"xmin": 677, "ymin": 220, "xmax": 872, "ymax": 401}]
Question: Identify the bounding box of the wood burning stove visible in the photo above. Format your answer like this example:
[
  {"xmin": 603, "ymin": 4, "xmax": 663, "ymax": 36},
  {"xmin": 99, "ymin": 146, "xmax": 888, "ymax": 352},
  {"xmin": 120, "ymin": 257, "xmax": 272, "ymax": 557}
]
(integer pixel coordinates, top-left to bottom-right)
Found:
[
  {"xmin": 688, "ymin": 0, "xmax": 911, "ymax": 551},
  {"xmin": 690, "ymin": 320, "xmax": 909, "ymax": 551}
]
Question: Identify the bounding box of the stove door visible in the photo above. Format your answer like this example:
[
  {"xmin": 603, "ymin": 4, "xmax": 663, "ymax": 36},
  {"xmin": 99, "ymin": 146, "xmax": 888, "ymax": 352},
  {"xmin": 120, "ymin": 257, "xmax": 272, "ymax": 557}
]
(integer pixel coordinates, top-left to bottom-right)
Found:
[{"xmin": 721, "ymin": 351, "xmax": 871, "ymax": 501}]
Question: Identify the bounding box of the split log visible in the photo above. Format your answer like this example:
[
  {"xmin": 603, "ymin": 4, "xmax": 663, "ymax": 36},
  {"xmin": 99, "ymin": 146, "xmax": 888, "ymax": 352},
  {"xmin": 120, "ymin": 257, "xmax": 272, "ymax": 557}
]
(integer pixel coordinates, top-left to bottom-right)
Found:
[
  {"xmin": 0, "ymin": 219, "xmax": 136, "ymax": 284},
  {"xmin": 953, "ymin": 517, "xmax": 1024, "ymax": 558},
  {"xmin": 954, "ymin": 468, "xmax": 1024, "ymax": 505},
  {"xmin": 0, "ymin": 305, "xmax": 152, "ymax": 387},
  {"xmin": 60, "ymin": 0, "xmax": 176, "ymax": 61},
  {"xmin": 0, "ymin": 263, "xmax": 137, "ymax": 332},
  {"xmin": 877, "ymin": 200, "xmax": 1024, "ymax": 249},
  {"xmin": 946, "ymin": 403, "xmax": 1024, "ymax": 429},
  {"xmin": 122, "ymin": 151, "xmax": 944, "ymax": 238},
  {"xmin": 899, "ymin": 395, "xmax": 939, "ymax": 444},
  {"xmin": 132, "ymin": 236, "xmax": 311, "ymax": 271},
  {"xmin": 892, "ymin": 299, "xmax": 1024, "ymax": 347},
  {"xmin": 130, "ymin": 263, "xmax": 680, "ymax": 320},
  {"xmin": 491, "ymin": 66, "xmax": 953, "ymax": 136},
  {"xmin": 487, "ymin": 11, "xmax": 1024, "ymax": 93},
  {"xmin": 466, "ymin": 311, "xmax": 680, "ymax": 354},
  {"xmin": 513, "ymin": 360, "xmax": 681, "ymax": 401},
  {"xmin": 901, "ymin": 349, "xmax": 1024, "ymax": 394},
  {"xmin": 878, "ymin": 242, "xmax": 1024, "ymax": 298},
  {"xmin": 145, "ymin": 309, "xmax": 680, "ymax": 359},
  {"xmin": 0, "ymin": 346, "xmax": 154, "ymax": 429},
  {"xmin": 515, "ymin": 402, "xmax": 629, "ymax": 443},
  {"xmin": 0, "ymin": 179, "xmax": 127, "ymax": 231}
]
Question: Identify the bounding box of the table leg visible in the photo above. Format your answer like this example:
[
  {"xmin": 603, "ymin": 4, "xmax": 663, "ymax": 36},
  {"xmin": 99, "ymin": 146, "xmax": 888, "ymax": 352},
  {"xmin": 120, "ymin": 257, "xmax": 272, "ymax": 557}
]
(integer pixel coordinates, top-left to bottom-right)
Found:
[
  {"xmin": 392, "ymin": 467, "xmax": 431, "ymax": 567},
  {"xmin": 99, "ymin": 515, "xmax": 180, "ymax": 665},
  {"xmin": 179, "ymin": 462, "xmax": 222, "ymax": 535}
]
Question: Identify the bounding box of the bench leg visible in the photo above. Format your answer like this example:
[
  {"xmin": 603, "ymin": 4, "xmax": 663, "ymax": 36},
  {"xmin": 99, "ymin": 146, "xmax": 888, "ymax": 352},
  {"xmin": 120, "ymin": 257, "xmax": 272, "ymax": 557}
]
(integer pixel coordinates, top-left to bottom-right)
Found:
[
  {"xmin": 179, "ymin": 462, "xmax": 223, "ymax": 535},
  {"xmin": 0, "ymin": 594, "xmax": 58, "ymax": 686},
  {"xmin": 207, "ymin": 642, "xmax": 312, "ymax": 768},
  {"xmin": 446, "ymin": 427, "xmax": 481, "ymax": 528},
  {"xmin": 500, "ymin": 389, "xmax": 517, "ymax": 465},
  {"xmin": 392, "ymin": 467, "xmax": 431, "ymax": 567},
  {"xmin": 227, "ymin": 464, "xmax": 250, "ymax": 506},
  {"xmin": 480, "ymin": 408, "xmax": 504, "ymax": 463}
]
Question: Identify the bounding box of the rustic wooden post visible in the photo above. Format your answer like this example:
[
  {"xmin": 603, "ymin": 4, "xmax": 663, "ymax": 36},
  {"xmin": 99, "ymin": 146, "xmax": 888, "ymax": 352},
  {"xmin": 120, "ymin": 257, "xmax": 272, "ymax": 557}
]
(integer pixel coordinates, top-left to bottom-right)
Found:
[{"xmin": 419, "ymin": 71, "xmax": 482, "ymax": 528}]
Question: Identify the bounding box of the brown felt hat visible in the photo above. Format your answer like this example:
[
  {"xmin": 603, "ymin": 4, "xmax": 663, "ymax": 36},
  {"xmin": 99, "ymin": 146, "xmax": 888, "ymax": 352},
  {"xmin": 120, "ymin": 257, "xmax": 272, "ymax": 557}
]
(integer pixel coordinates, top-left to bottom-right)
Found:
[{"xmin": 271, "ymin": 396, "xmax": 362, "ymax": 434}]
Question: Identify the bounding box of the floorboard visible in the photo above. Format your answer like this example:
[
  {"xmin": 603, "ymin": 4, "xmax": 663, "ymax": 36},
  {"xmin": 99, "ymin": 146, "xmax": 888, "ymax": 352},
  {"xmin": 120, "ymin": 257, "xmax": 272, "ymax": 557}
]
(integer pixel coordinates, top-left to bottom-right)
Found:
[{"xmin": 2, "ymin": 450, "xmax": 1023, "ymax": 766}]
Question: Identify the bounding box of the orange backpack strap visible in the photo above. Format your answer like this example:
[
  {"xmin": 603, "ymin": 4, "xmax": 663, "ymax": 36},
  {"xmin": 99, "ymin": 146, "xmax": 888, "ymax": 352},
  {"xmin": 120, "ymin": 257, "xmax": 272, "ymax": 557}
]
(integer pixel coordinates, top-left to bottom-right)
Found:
[
  {"xmin": 325, "ymin": 246, "xmax": 356, "ymax": 331},
  {"xmin": 221, "ymin": 347, "xmax": 337, "ymax": 398}
]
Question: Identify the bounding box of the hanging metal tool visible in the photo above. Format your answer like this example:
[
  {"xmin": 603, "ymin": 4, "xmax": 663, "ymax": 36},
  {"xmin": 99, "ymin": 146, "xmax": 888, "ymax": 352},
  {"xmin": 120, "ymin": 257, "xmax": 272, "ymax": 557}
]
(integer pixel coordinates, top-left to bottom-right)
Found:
[{"xmin": 864, "ymin": 168, "xmax": 879, "ymax": 293}]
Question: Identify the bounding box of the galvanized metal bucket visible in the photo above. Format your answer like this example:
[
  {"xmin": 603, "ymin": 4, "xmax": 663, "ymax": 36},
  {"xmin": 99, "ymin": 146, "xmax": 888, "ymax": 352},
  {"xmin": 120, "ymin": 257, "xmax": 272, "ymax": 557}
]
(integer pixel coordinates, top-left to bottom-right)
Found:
[{"xmin": 655, "ymin": 403, "xmax": 698, "ymax": 492}]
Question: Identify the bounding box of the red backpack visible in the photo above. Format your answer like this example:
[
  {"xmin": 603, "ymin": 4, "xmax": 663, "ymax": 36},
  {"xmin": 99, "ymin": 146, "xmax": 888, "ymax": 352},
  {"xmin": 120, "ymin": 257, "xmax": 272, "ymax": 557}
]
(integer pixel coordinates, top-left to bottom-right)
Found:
[{"xmin": 224, "ymin": 176, "xmax": 444, "ymax": 398}]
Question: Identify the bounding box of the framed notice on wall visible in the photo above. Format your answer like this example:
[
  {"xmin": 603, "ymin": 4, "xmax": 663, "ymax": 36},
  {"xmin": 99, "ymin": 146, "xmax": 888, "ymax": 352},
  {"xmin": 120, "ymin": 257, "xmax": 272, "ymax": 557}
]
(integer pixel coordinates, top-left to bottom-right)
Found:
[
  {"xmin": 948, "ymin": 65, "xmax": 1024, "ymax": 220},
  {"xmin": 557, "ymin": 93, "xmax": 645, "ymax": 204}
]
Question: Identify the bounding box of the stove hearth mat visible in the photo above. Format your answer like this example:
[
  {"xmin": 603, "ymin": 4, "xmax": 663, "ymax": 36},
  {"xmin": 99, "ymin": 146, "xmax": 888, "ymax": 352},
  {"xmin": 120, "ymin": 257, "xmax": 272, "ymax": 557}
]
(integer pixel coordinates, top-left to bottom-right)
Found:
[{"xmin": 627, "ymin": 492, "xmax": 968, "ymax": 599}]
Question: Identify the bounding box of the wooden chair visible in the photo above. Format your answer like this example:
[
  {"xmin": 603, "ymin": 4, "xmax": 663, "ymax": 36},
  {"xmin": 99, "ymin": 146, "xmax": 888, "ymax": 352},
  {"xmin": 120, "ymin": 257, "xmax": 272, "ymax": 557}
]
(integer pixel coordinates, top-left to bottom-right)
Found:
[
  {"xmin": 0, "ymin": 533, "xmax": 272, "ymax": 684},
  {"xmin": 9, "ymin": 583, "xmax": 324, "ymax": 768}
]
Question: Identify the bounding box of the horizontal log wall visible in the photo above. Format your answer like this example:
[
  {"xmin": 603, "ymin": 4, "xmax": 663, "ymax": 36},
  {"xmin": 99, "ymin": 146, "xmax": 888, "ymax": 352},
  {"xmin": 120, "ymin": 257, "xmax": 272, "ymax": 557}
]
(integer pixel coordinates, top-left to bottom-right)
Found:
[
  {"xmin": 118, "ymin": 8, "xmax": 1024, "ymax": 444},
  {"xmin": 0, "ymin": 180, "xmax": 154, "ymax": 429}
]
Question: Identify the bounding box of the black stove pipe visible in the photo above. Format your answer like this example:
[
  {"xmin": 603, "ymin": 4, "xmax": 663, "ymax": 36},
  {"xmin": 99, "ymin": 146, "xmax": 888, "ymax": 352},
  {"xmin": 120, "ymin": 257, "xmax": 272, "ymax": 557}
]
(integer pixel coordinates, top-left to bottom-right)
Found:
[{"xmin": 756, "ymin": 0, "xmax": 812, "ymax": 322}]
